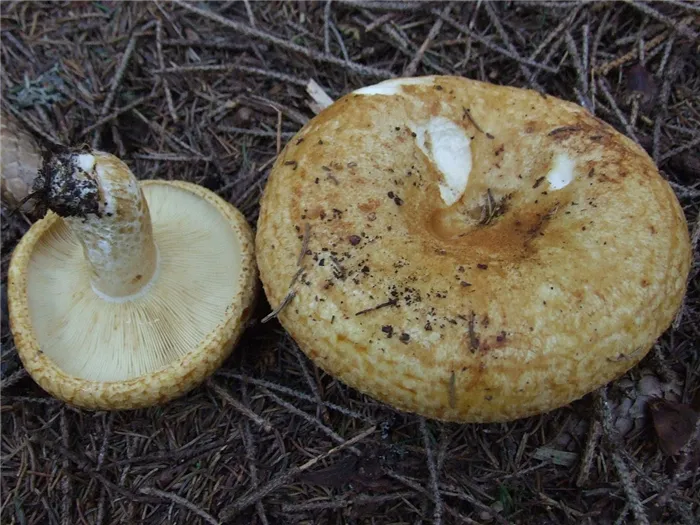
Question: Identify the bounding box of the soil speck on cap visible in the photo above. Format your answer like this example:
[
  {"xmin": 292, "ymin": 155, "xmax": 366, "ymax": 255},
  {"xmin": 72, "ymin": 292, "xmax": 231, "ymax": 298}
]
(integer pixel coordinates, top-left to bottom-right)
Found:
[{"xmin": 349, "ymin": 235, "xmax": 361, "ymax": 245}]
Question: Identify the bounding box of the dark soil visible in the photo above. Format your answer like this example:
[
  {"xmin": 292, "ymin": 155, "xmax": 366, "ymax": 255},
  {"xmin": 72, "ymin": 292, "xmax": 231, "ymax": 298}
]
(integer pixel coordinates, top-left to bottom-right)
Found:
[{"xmin": 2, "ymin": 2, "xmax": 699, "ymax": 524}]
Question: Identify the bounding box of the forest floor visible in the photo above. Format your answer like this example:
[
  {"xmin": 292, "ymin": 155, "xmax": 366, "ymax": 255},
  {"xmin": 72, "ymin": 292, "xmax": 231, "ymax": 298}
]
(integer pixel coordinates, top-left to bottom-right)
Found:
[{"xmin": 1, "ymin": 1, "xmax": 699, "ymax": 524}]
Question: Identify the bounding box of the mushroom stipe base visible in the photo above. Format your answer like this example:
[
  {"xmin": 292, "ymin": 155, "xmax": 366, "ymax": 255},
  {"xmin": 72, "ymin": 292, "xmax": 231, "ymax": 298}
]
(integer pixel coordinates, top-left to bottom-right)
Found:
[{"xmin": 8, "ymin": 178, "xmax": 258, "ymax": 411}]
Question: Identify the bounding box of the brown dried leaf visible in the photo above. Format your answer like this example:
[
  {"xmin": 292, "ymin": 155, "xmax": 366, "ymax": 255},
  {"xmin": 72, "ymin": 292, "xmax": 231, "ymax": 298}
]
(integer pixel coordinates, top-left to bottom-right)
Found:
[
  {"xmin": 626, "ymin": 63, "xmax": 657, "ymax": 110},
  {"xmin": 649, "ymin": 398, "xmax": 699, "ymax": 456}
]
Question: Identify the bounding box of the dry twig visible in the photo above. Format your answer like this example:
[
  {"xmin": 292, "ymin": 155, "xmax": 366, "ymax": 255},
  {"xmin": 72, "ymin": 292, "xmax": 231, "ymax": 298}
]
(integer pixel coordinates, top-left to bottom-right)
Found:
[
  {"xmin": 206, "ymin": 379, "xmax": 273, "ymax": 432},
  {"xmin": 92, "ymin": 30, "xmax": 139, "ymax": 147},
  {"xmin": 219, "ymin": 425, "xmax": 376, "ymax": 520},
  {"xmin": 621, "ymin": 0, "xmax": 699, "ymax": 40},
  {"xmin": 419, "ymin": 418, "xmax": 444, "ymax": 525},
  {"xmin": 170, "ymin": 0, "xmax": 395, "ymax": 79},
  {"xmin": 403, "ymin": 3, "xmax": 452, "ymax": 77},
  {"xmin": 598, "ymin": 388, "xmax": 650, "ymax": 525}
]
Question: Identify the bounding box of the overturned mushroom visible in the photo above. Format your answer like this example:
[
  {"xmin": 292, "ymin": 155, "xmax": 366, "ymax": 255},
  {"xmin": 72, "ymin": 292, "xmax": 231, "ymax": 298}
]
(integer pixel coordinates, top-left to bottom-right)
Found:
[
  {"xmin": 7, "ymin": 149, "xmax": 258, "ymax": 410},
  {"xmin": 255, "ymin": 75, "xmax": 692, "ymax": 423}
]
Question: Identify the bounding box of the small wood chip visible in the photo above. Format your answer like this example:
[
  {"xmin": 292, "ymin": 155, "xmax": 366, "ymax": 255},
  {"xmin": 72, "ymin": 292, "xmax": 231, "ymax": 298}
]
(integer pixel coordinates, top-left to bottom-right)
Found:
[
  {"xmin": 532, "ymin": 447, "xmax": 578, "ymax": 467},
  {"xmin": 306, "ymin": 78, "xmax": 334, "ymax": 114}
]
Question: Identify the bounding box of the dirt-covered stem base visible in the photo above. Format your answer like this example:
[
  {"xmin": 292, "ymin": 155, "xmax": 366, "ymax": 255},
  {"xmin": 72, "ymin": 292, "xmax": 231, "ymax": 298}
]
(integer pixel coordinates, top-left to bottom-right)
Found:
[{"xmin": 41, "ymin": 149, "xmax": 158, "ymax": 299}]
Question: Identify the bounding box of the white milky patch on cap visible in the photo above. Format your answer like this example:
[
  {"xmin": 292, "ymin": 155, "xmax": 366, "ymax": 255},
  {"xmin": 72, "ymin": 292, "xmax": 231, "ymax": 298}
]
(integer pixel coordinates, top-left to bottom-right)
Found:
[
  {"xmin": 352, "ymin": 76, "xmax": 436, "ymax": 96},
  {"xmin": 546, "ymin": 153, "xmax": 576, "ymax": 190},
  {"xmin": 410, "ymin": 117, "xmax": 472, "ymax": 206}
]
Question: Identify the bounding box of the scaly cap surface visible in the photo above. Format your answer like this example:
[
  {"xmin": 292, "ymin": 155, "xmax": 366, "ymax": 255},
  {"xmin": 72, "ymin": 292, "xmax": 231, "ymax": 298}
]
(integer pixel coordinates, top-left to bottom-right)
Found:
[{"xmin": 255, "ymin": 75, "xmax": 691, "ymax": 423}]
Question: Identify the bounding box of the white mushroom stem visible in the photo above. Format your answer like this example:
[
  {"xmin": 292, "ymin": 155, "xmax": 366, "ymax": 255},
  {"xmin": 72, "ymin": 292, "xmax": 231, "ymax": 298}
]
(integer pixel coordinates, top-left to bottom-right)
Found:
[{"xmin": 44, "ymin": 150, "xmax": 158, "ymax": 299}]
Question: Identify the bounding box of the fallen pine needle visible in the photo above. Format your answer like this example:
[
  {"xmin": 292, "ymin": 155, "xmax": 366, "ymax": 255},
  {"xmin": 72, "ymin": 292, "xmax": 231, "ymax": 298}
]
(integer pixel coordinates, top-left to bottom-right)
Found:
[
  {"xmin": 207, "ymin": 379, "xmax": 273, "ymax": 432},
  {"xmin": 139, "ymin": 487, "xmax": 220, "ymax": 525},
  {"xmin": 261, "ymin": 267, "xmax": 304, "ymax": 324}
]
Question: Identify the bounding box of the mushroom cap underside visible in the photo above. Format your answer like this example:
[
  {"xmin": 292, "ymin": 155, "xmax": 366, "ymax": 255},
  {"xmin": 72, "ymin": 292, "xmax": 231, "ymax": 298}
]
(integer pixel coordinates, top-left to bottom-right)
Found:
[
  {"xmin": 8, "ymin": 180, "xmax": 258, "ymax": 410},
  {"xmin": 255, "ymin": 75, "xmax": 692, "ymax": 423}
]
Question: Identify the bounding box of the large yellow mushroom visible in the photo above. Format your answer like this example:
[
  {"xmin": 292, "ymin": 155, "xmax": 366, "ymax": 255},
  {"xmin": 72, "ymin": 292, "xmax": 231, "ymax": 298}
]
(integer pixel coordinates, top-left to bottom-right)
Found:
[{"xmin": 255, "ymin": 75, "xmax": 692, "ymax": 423}]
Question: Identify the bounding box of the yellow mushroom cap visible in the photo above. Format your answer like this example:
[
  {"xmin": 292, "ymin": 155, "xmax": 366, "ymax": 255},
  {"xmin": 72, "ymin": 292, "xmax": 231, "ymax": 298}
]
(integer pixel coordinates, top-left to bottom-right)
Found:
[
  {"xmin": 8, "ymin": 151, "xmax": 258, "ymax": 410},
  {"xmin": 254, "ymin": 75, "xmax": 692, "ymax": 423}
]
